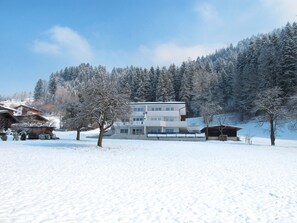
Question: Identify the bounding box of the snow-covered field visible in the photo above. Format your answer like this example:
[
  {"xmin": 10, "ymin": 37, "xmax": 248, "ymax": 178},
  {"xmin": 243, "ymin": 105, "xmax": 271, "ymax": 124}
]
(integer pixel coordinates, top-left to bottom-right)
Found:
[{"xmin": 1, "ymin": 131, "xmax": 297, "ymax": 223}]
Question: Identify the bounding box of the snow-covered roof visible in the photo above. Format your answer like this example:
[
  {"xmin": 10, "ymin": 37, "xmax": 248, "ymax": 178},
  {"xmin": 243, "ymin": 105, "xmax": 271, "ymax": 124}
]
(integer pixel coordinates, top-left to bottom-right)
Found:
[
  {"xmin": 14, "ymin": 104, "xmax": 40, "ymax": 112},
  {"xmin": 0, "ymin": 105, "xmax": 17, "ymax": 112},
  {"xmin": 0, "ymin": 110, "xmax": 10, "ymax": 114}
]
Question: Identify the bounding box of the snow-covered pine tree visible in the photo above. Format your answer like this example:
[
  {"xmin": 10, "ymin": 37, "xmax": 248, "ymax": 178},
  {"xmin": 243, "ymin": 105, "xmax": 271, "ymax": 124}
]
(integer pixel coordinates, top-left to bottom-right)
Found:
[
  {"xmin": 47, "ymin": 73, "xmax": 57, "ymax": 102},
  {"xmin": 279, "ymin": 23, "xmax": 297, "ymax": 97},
  {"xmin": 137, "ymin": 68, "xmax": 151, "ymax": 102},
  {"xmin": 155, "ymin": 67, "xmax": 175, "ymax": 102},
  {"xmin": 179, "ymin": 61, "xmax": 194, "ymax": 114},
  {"xmin": 34, "ymin": 79, "xmax": 46, "ymax": 102}
]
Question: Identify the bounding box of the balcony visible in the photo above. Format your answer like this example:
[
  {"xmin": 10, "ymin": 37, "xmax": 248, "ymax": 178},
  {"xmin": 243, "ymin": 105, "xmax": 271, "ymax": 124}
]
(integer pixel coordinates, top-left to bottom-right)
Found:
[
  {"xmin": 129, "ymin": 121, "xmax": 144, "ymax": 126},
  {"xmin": 146, "ymin": 110, "xmax": 180, "ymax": 117},
  {"xmin": 143, "ymin": 120, "xmax": 188, "ymax": 128}
]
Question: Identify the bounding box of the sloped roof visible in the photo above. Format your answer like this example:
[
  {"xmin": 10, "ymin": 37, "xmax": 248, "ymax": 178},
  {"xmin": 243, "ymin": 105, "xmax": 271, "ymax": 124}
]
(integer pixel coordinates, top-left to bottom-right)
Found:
[
  {"xmin": 0, "ymin": 110, "xmax": 19, "ymax": 122},
  {"xmin": 14, "ymin": 104, "xmax": 40, "ymax": 112},
  {"xmin": 201, "ymin": 125, "xmax": 242, "ymax": 132},
  {"xmin": 0, "ymin": 105, "xmax": 17, "ymax": 112}
]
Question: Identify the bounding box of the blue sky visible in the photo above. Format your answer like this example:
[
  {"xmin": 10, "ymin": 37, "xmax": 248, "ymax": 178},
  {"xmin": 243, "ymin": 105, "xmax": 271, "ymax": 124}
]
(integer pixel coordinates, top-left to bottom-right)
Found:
[{"xmin": 0, "ymin": 0, "xmax": 296, "ymax": 96}]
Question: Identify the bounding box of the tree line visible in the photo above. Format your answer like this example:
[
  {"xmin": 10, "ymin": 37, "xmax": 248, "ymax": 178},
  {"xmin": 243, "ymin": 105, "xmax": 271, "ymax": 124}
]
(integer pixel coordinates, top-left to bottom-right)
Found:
[{"xmin": 32, "ymin": 22, "xmax": 297, "ymax": 146}]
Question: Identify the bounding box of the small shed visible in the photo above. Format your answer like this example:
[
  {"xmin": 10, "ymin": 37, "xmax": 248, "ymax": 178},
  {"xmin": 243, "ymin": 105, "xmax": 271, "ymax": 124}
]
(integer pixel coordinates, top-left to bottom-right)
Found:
[{"xmin": 201, "ymin": 125, "xmax": 241, "ymax": 141}]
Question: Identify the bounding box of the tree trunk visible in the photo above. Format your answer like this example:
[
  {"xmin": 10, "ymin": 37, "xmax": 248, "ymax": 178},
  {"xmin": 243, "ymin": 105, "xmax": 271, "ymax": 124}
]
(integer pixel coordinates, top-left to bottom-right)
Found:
[
  {"xmin": 270, "ymin": 117, "xmax": 275, "ymax": 146},
  {"xmin": 97, "ymin": 127, "xmax": 104, "ymax": 147},
  {"xmin": 76, "ymin": 128, "xmax": 80, "ymax": 141},
  {"xmin": 206, "ymin": 123, "xmax": 209, "ymax": 140}
]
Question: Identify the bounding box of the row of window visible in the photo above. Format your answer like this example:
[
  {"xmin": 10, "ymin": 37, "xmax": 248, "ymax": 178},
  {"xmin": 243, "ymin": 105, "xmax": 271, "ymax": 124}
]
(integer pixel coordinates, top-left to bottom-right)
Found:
[
  {"xmin": 151, "ymin": 107, "xmax": 175, "ymax": 111},
  {"xmin": 133, "ymin": 107, "xmax": 144, "ymax": 112},
  {"xmin": 149, "ymin": 128, "xmax": 174, "ymax": 133},
  {"xmin": 120, "ymin": 129, "xmax": 128, "ymax": 133},
  {"xmin": 150, "ymin": 117, "xmax": 175, "ymax": 121},
  {"xmin": 133, "ymin": 117, "xmax": 144, "ymax": 122},
  {"xmin": 132, "ymin": 117, "xmax": 176, "ymax": 121},
  {"xmin": 133, "ymin": 107, "xmax": 175, "ymax": 112},
  {"xmin": 120, "ymin": 128, "xmax": 175, "ymax": 134}
]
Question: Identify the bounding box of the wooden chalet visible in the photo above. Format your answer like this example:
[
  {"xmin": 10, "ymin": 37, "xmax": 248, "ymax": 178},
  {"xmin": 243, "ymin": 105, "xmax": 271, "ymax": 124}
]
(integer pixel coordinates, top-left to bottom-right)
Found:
[
  {"xmin": 201, "ymin": 125, "xmax": 241, "ymax": 141},
  {"xmin": 0, "ymin": 104, "xmax": 57, "ymax": 140}
]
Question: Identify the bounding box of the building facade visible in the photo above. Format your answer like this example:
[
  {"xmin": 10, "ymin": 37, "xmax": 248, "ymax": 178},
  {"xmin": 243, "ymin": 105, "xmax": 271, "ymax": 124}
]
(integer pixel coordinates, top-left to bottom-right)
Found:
[{"xmin": 113, "ymin": 102, "xmax": 199, "ymax": 138}]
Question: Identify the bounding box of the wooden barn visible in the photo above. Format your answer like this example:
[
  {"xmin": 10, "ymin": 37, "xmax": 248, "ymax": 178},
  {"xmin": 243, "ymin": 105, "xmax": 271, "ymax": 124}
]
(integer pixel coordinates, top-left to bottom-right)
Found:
[{"xmin": 201, "ymin": 125, "xmax": 242, "ymax": 141}]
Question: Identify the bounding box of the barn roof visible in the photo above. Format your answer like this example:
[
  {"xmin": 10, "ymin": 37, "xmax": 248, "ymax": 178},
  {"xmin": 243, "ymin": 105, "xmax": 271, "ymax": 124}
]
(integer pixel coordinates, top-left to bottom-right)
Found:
[{"xmin": 201, "ymin": 125, "xmax": 242, "ymax": 132}]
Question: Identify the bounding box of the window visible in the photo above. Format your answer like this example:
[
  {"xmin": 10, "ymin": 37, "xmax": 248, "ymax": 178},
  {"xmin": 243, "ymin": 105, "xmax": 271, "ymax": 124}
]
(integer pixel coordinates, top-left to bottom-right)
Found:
[
  {"xmin": 149, "ymin": 128, "xmax": 161, "ymax": 133},
  {"xmin": 151, "ymin": 107, "xmax": 161, "ymax": 111},
  {"xmin": 165, "ymin": 129, "xmax": 174, "ymax": 133},
  {"xmin": 132, "ymin": 128, "xmax": 143, "ymax": 135},
  {"xmin": 164, "ymin": 117, "xmax": 174, "ymax": 121},
  {"xmin": 166, "ymin": 107, "xmax": 174, "ymax": 111},
  {"xmin": 120, "ymin": 129, "xmax": 128, "ymax": 134},
  {"xmin": 133, "ymin": 107, "xmax": 144, "ymax": 112},
  {"xmin": 133, "ymin": 117, "xmax": 144, "ymax": 122},
  {"xmin": 151, "ymin": 117, "xmax": 161, "ymax": 121}
]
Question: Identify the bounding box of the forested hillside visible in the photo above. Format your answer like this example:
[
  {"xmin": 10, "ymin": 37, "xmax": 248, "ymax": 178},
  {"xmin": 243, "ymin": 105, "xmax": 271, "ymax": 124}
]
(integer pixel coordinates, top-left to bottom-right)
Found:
[{"xmin": 33, "ymin": 22, "xmax": 297, "ymax": 119}]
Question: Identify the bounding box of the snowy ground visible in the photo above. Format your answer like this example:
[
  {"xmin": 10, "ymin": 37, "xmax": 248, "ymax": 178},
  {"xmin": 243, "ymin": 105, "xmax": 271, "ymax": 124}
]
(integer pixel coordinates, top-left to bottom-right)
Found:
[{"xmin": 1, "ymin": 131, "xmax": 297, "ymax": 223}]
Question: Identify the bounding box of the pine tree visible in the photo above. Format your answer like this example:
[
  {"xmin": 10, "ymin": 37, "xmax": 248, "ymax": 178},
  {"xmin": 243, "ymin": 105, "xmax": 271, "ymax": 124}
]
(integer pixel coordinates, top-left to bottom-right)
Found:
[
  {"xmin": 155, "ymin": 67, "xmax": 174, "ymax": 102},
  {"xmin": 47, "ymin": 74, "xmax": 57, "ymax": 102},
  {"xmin": 34, "ymin": 79, "xmax": 44, "ymax": 101},
  {"xmin": 168, "ymin": 64, "xmax": 180, "ymax": 101},
  {"xmin": 137, "ymin": 68, "xmax": 151, "ymax": 101},
  {"xmin": 279, "ymin": 23, "xmax": 297, "ymax": 96}
]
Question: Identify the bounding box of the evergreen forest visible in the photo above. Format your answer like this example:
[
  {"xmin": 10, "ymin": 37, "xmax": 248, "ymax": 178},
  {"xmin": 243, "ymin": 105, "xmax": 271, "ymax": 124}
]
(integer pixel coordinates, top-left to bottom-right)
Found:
[{"xmin": 33, "ymin": 22, "xmax": 297, "ymax": 119}]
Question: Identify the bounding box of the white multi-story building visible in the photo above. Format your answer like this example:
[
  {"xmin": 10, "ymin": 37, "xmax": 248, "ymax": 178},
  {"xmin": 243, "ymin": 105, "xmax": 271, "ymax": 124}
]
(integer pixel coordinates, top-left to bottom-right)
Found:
[{"xmin": 113, "ymin": 102, "xmax": 200, "ymax": 139}]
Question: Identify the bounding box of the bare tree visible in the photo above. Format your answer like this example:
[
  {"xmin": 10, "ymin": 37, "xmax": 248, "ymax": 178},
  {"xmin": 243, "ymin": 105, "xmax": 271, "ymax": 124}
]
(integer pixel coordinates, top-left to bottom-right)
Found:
[
  {"xmin": 252, "ymin": 87, "xmax": 286, "ymax": 146},
  {"xmin": 81, "ymin": 75, "xmax": 131, "ymax": 147},
  {"xmin": 62, "ymin": 95, "xmax": 90, "ymax": 141},
  {"xmin": 217, "ymin": 116, "xmax": 228, "ymax": 140},
  {"xmin": 200, "ymin": 101, "xmax": 222, "ymax": 140}
]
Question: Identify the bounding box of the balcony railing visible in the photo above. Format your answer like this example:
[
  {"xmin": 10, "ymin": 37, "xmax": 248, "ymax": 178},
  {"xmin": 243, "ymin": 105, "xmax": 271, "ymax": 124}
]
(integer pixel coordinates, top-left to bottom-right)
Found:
[
  {"xmin": 146, "ymin": 110, "xmax": 179, "ymax": 117},
  {"xmin": 143, "ymin": 120, "xmax": 187, "ymax": 128}
]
